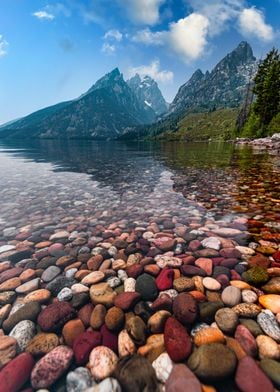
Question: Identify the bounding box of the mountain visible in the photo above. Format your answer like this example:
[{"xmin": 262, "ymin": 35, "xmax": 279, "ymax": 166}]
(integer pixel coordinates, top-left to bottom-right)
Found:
[
  {"xmin": 0, "ymin": 68, "xmax": 156, "ymax": 139},
  {"xmin": 127, "ymin": 74, "xmax": 168, "ymax": 116},
  {"xmin": 169, "ymin": 41, "xmax": 257, "ymax": 114}
]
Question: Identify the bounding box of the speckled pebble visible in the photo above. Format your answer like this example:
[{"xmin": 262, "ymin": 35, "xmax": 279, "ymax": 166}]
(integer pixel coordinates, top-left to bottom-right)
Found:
[
  {"xmin": 57, "ymin": 287, "xmax": 73, "ymax": 301},
  {"xmin": 9, "ymin": 320, "xmax": 37, "ymax": 352}
]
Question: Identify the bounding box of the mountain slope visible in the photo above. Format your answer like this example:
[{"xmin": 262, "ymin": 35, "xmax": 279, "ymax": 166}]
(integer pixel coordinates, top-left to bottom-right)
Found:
[
  {"xmin": 170, "ymin": 41, "xmax": 257, "ymax": 114},
  {"xmin": 0, "ymin": 69, "xmax": 156, "ymax": 139},
  {"xmin": 127, "ymin": 74, "xmax": 168, "ymax": 116}
]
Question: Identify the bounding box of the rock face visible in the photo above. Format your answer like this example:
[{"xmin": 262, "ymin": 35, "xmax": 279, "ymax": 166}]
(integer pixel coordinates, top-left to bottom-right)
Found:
[
  {"xmin": 169, "ymin": 41, "xmax": 257, "ymax": 114},
  {"xmin": 127, "ymin": 74, "xmax": 168, "ymax": 116},
  {"xmin": 0, "ymin": 68, "xmax": 156, "ymax": 139}
]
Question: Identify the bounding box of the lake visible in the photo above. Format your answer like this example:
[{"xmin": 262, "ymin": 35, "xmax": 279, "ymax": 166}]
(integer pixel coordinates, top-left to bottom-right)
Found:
[{"xmin": 0, "ymin": 139, "xmax": 279, "ymax": 235}]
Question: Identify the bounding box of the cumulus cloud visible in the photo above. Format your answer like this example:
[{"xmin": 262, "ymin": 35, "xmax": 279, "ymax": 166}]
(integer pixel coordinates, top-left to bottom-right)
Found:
[
  {"xmin": 0, "ymin": 35, "xmax": 8, "ymax": 57},
  {"xmin": 127, "ymin": 60, "xmax": 173, "ymax": 83},
  {"xmin": 131, "ymin": 28, "xmax": 165, "ymax": 45},
  {"xmin": 102, "ymin": 43, "xmax": 116, "ymax": 54},
  {"xmin": 104, "ymin": 29, "xmax": 123, "ymax": 42},
  {"xmin": 117, "ymin": 0, "xmax": 165, "ymax": 25},
  {"xmin": 169, "ymin": 13, "xmax": 209, "ymax": 61},
  {"xmin": 238, "ymin": 7, "xmax": 275, "ymax": 41},
  {"xmin": 32, "ymin": 11, "xmax": 55, "ymax": 20}
]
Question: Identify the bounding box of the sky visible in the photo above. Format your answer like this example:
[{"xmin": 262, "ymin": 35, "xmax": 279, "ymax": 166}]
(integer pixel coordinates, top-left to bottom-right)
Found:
[{"xmin": 0, "ymin": 0, "xmax": 279, "ymax": 124}]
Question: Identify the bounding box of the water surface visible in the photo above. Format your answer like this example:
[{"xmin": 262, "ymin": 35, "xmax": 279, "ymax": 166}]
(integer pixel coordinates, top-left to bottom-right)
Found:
[{"xmin": 0, "ymin": 140, "xmax": 279, "ymax": 234}]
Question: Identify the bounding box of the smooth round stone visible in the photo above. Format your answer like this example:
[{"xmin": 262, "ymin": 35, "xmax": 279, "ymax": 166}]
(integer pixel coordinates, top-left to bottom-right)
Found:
[
  {"xmin": 187, "ymin": 343, "xmax": 237, "ymax": 380},
  {"xmin": 235, "ymin": 324, "xmax": 258, "ymax": 357},
  {"xmin": 0, "ymin": 291, "xmax": 16, "ymax": 306},
  {"xmin": 221, "ymin": 286, "xmax": 241, "ymax": 307},
  {"xmin": 257, "ymin": 310, "xmax": 280, "ymax": 342},
  {"xmin": 88, "ymin": 346, "xmax": 118, "ymax": 381},
  {"xmin": 164, "ymin": 317, "xmax": 192, "ymax": 362},
  {"xmin": 62, "ymin": 319, "xmax": 85, "ymax": 347},
  {"xmin": 215, "ymin": 308, "xmax": 239, "ymax": 334},
  {"xmin": 148, "ymin": 310, "xmax": 171, "ymax": 333},
  {"xmin": 165, "ymin": 364, "xmax": 201, "ymax": 392},
  {"xmin": 113, "ymin": 292, "xmax": 141, "ymax": 311},
  {"xmin": 84, "ymin": 378, "xmax": 121, "ymax": 392},
  {"xmin": 233, "ymin": 303, "xmax": 262, "ymax": 318},
  {"xmin": 235, "ymin": 246, "xmax": 255, "ymax": 256},
  {"xmin": 105, "ymin": 307, "xmax": 125, "ymax": 332},
  {"xmin": 0, "ymin": 336, "xmax": 17, "ymax": 369},
  {"xmin": 41, "ymin": 266, "xmax": 61, "ymax": 283},
  {"xmin": 31, "ymin": 345, "xmax": 73, "ymax": 389},
  {"xmin": 173, "ymin": 292, "xmax": 198, "ymax": 326},
  {"xmin": 2, "ymin": 302, "xmax": 41, "ymax": 333},
  {"xmin": 107, "ymin": 277, "xmax": 121, "ymax": 289},
  {"xmin": 153, "ymin": 236, "xmax": 175, "ymax": 251},
  {"xmin": 126, "ymin": 316, "xmax": 146, "ymax": 346},
  {"xmin": 173, "ymin": 277, "xmax": 194, "ymax": 292},
  {"xmin": 66, "ymin": 367, "xmax": 95, "ymax": 392},
  {"xmin": 198, "ymin": 301, "xmax": 224, "ymax": 323},
  {"xmin": 66, "ymin": 268, "xmax": 78, "ymax": 279},
  {"xmin": 50, "ymin": 230, "xmax": 69, "ymax": 240},
  {"xmin": 0, "ymin": 352, "xmax": 35, "ymax": 392},
  {"xmin": 259, "ymin": 294, "xmax": 280, "ymax": 314},
  {"xmin": 15, "ymin": 278, "xmax": 40, "ymax": 294},
  {"xmin": 81, "ymin": 271, "xmax": 105, "ymax": 285},
  {"xmin": 114, "ymin": 354, "xmax": 158, "ymax": 392},
  {"xmin": 239, "ymin": 319, "xmax": 263, "ymax": 337},
  {"xmin": 46, "ymin": 276, "xmax": 76, "ymax": 296},
  {"xmin": 72, "ymin": 283, "xmax": 89, "ymax": 294},
  {"xmin": 260, "ymin": 358, "xmax": 280, "ymax": 388},
  {"xmin": 242, "ymin": 289, "xmax": 258, "ymax": 304},
  {"xmin": 118, "ymin": 329, "xmax": 136, "ymax": 357},
  {"xmin": 137, "ymin": 333, "xmax": 165, "ymax": 363},
  {"xmin": 203, "ymin": 277, "xmax": 221, "ymax": 291},
  {"xmin": 256, "ymin": 335, "xmax": 280, "ymax": 360},
  {"xmin": 212, "ymin": 228, "xmax": 242, "ymax": 237},
  {"xmin": 57, "ymin": 287, "xmax": 73, "ymax": 301},
  {"xmin": 135, "ymin": 274, "xmax": 158, "ymax": 301},
  {"xmin": 73, "ymin": 331, "xmax": 102, "ymax": 365},
  {"xmin": 235, "ymin": 356, "xmax": 274, "ymax": 392},
  {"xmin": 124, "ymin": 278, "xmax": 136, "ymax": 292},
  {"xmin": 26, "ymin": 332, "xmax": 60, "ymax": 356},
  {"xmin": 193, "ymin": 326, "xmax": 225, "ymax": 346},
  {"xmin": 37, "ymin": 302, "xmax": 76, "ymax": 332},
  {"xmin": 90, "ymin": 283, "xmax": 117, "ymax": 307},
  {"xmin": 262, "ymin": 277, "xmax": 280, "ymax": 294},
  {"xmin": 9, "ymin": 320, "xmax": 36, "ymax": 352},
  {"xmin": 201, "ymin": 237, "xmax": 221, "ymax": 250},
  {"xmin": 23, "ymin": 289, "xmax": 51, "ymax": 304},
  {"xmin": 152, "ymin": 352, "xmax": 174, "ymax": 383},
  {"xmin": 195, "ymin": 258, "xmax": 213, "ymax": 276}
]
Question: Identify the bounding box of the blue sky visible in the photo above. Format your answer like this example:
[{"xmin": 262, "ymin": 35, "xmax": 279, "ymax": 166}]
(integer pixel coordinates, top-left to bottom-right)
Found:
[{"xmin": 0, "ymin": 0, "xmax": 279, "ymax": 124}]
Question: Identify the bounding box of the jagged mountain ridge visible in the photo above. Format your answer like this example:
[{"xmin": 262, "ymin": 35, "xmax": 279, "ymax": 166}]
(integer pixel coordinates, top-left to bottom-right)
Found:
[
  {"xmin": 127, "ymin": 74, "xmax": 168, "ymax": 116},
  {"xmin": 0, "ymin": 68, "xmax": 157, "ymax": 139},
  {"xmin": 169, "ymin": 41, "xmax": 257, "ymax": 114}
]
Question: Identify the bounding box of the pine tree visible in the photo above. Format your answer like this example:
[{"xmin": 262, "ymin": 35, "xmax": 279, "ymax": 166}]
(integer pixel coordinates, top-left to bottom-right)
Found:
[{"xmin": 253, "ymin": 48, "xmax": 280, "ymax": 128}]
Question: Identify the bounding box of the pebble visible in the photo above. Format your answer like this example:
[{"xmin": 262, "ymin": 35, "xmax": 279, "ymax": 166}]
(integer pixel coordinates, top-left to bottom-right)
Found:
[
  {"xmin": 164, "ymin": 317, "xmax": 192, "ymax": 362},
  {"xmin": 242, "ymin": 289, "xmax": 258, "ymax": 303},
  {"xmin": 201, "ymin": 237, "xmax": 221, "ymax": 250},
  {"xmin": 62, "ymin": 319, "xmax": 85, "ymax": 346},
  {"xmin": 235, "ymin": 324, "xmax": 258, "ymax": 357},
  {"xmin": 152, "ymin": 352, "xmax": 174, "ymax": 383},
  {"xmin": 260, "ymin": 358, "xmax": 280, "ymax": 388},
  {"xmin": 235, "ymin": 356, "xmax": 274, "ymax": 392},
  {"xmin": 173, "ymin": 292, "xmax": 198, "ymax": 326},
  {"xmin": 84, "ymin": 377, "xmax": 121, "ymax": 392},
  {"xmin": 31, "ymin": 345, "xmax": 73, "ymax": 389},
  {"xmin": 9, "ymin": 320, "xmax": 36, "ymax": 352},
  {"xmin": 73, "ymin": 330, "xmax": 102, "ymax": 365},
  {"xmin": 148, "ymin": 310, "xmax": 171, "ymax": 333},
  {"xmin": 187, "ymin": 343, "xmax": 237, "ymax": 380},
  {"xmin": 118, "ymin": 329, "xmax": 136, "ymax": 357},
  {"xmin": 202, "ymin": 277, "xmax": 221, "ymax": 291},
  {"xmin": 221, "ymin": 285, "xmax": 241, "ymax": 306},
  {"xmin": 137, "ymin": 333, "xmax": 165, "ymax": 363},
  {"xmin": 165, "ymin": 364, "xmax": 201, "ymax": 392},
  {"xmin": 90, "ymin": 283, "xmax": 117, "ymax": 307},
  {"xmin": 41, "ymin": 266, "xmax": 61, "ymax": 282},
  {"xmin": 135, "ymin": 273, "xmax": 158, "ymax": 301},
  {"xmin": 82, "ymin": 271, "xmax": 105, "ymax": 285},
  {"xmin": 257, "ymin": 310, "xmax": 280, "ymax": 342},
  {"xmin": 57, "ymin": 287, "xmax": 73, "ymax": 301},
  {"xmin": 88, "ymin": 346, "xmax": 118, "ymax": 381},
  {"xmin": 105, "ymin": 307, "xmax": 125, "ymax": 331},
  {"xmin": 259, "ymin": 294, "xmax": 280, "ymax": 314},
  {"xmin": 256, "ymin": 335, "xmax": 280, "ymax": 359},
  {"xmin": 37, "ymin": 302, "xmax": 76, "ymax": 332},
  {"xmin": 66, "ymin": 367, "xmax": 95, "ymax": 392},
  {"xmin": 15, "ymin": 278, "xmax": 40, "ymax": 294},
  {"xmin": 232, "ymin": 303, "xmax": 262, "ymax": 318},
  {"xmin": 124, "ymin": 277, "xmax": 136, "ymax": 292},
  {"xmin": 23, "ymin": 289, "xmax": 51, "ymax": 304},
  {"xmin": 215, "ymin": 308, "xmax": 239, "ymax": 334},
  {"xmin": 2, "ymin": 302, "xmax": 41, "ymax": 333},
  {"xmin": 0, "ymin": 352, "xmax": 35, "ymax": 392},
  {"xmin": 26, "ymin": 332, "xmax": 60, "ymax": 356},
  {"xmin": 193, "ymin": 326, "xmax": 225, "ymax": 346},
  {"xmin": 0, "ymin": 336, "xmax": 17, "ymax": 369}
]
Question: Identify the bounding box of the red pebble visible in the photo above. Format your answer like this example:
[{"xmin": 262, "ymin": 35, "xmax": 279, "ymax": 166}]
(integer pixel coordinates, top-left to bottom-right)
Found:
[
  {"xmin": 126, "ymin": 264, "xmax": 143, "ymax": 279},
  {"xmin": 235, "ymin": 325, "xmax": 257, "ymax": 357},
  {"xmin": 164, "ymin": 317, "xmax": 192, "ymax": 362},
  {"xmin": 235, "ymin": 356, "xmax": 274, "ymax": 392},
  {"xmin": 73, "ymin": 330, "xmax": 102, "ymax": 365},
  {"xmin": 272, "ymin": 250, "xmax": 280, "ymax": 263},
  {"xmin": 0, "ymin": 353, "xmax": 35, "ymax": 392},
  {"xmin": 113, "ymin": 292, "xmax": 141, "ymax": 311},
  {"xmin": 101, "ymin": 324, "xmax": 118, "ymax": 354},
  {"xmin": 155, "ymin": 268, "xmax": 174, "ymax": 291}
]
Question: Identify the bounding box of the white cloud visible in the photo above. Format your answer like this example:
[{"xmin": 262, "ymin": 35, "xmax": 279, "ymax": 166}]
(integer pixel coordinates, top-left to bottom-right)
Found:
[
  {"xmin": 104, "ymin": 29, "xmax": 123, "ymax": 42},
  {"xmin": 102, "ymin": 43, "xmax": 116, "ymax": 54},
  {"xmin": 127, "ymin": 60, "xmax": 173, "ymax": 83},
  {"xmin": 169, "ymin": 13, "xmax": 209, "ymax": 61},
  {"xmin": 33, "ymin": 11, "xmax": 55, "ymax": 20},
  {"xmin": 117, "ymin": 0, "xmax": 165, "ymax": 25},
  {"xmin": 238, "ymin": 7, "xmax": 275, "ymax": 41},
  {"xmin": 0, "ymin": 35, "xmax": 8, "ymax": 57},
  {"xmin": 131, "ymin": 28, "xmax": 165, "ymax": 45}
]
